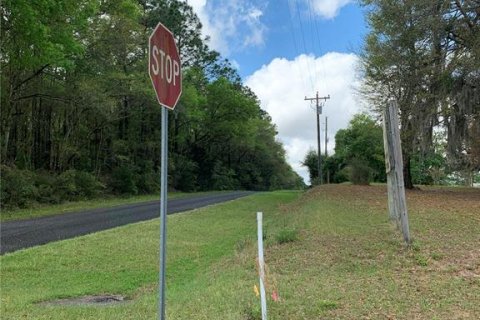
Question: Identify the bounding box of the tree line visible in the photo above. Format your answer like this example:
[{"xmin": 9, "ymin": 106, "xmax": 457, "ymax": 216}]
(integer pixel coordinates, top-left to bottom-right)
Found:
[
  {"xmin": 302, "ymin": 113, "xmax": 472, "ymax": 187},
  {"xmin": 304, "ymin": 1, "xmax": 479, "ymax": 189},
  {"xmin": 0, "ymin": 0, "xmax": 304, "ymax": 209},
  {"xmin": 359, "ymin": 0, "xmax": 479, "ymax": 188}
]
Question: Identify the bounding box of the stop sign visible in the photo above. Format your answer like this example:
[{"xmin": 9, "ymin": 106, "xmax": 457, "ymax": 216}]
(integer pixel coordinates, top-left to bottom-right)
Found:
[{"xmin": 149, "ymin": 22, "xmax": 182, "ymax": 110}]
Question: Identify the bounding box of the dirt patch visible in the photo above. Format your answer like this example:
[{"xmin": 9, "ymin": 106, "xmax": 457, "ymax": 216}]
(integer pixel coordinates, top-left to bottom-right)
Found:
[{"xmin": 39, "ymin": 294, "xmax": 127, "ymax": 306}]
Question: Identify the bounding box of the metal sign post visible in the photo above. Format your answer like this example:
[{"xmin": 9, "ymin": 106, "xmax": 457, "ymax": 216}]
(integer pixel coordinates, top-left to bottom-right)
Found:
[
  {"xmin": 149, "ymin": 22, "xmax": 182, "ymax": 320},
  {"xmin": 159, "ymin": 106, "xmax": 168, "ymax": 320}
]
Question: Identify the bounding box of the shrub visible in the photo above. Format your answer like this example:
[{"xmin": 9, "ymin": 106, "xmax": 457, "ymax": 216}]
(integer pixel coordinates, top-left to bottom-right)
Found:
[
  {"xmin": 111, "ymin": 166, "xmax": 138, "ymax": 194},
  {"xmin": 34, "ymin": 171, "xmax": 60, "ymax": 204},
  {"xmin": 136, "ymin": 161, "xmax": 159, "ymax": 194},
  {"xmin": 211, "ymin": 161, "xmax": 238, "ymax": 190},
  {"xmin": 74, "ymin": 171, "xmax": 104, "ymax": 198},
  {"xmin": 56, "ymin": 170, "xmax": 103, "ymax": 200},
  {"xmin": 56, "ymin": 170, "xmax": 78, "ymax": 199},
  {"xmin": 349, "ymin": 159, "xmax": 372, "ymax": 185},
  {"xmin": 172, "ymin": 155, "xmax": 198, "ymax": 192},
  {"xmin": 0, "ymin": 166, "xmax": 37, "ymax": 209}
]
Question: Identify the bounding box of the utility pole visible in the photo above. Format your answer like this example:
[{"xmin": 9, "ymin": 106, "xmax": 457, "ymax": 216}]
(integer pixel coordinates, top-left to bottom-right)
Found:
[
  {"xmin": 325, "ymin": 116, "xmax": 328, "ymax": 157},
  {"xmin": 325, "ymin": 117, "xmax": 329, "ymax": 184},
  {"xmin": 304, "ymin": 92, "xmax": 330, "ymax": 184}
]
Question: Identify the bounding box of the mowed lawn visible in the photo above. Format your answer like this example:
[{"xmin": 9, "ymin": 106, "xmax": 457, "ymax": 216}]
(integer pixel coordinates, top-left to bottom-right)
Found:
[{"xmin": 1, "ymin": 186, "xmax": 479, "ymax": 319}]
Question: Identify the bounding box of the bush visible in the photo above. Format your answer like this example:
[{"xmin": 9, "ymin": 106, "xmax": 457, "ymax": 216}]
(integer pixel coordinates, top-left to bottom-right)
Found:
[
  {"xmin": 0, "ymin": 166, "xmax": 37, "ymax": 209},
  {"xmin": 211, "ymin": 161, "xmax": 238, "ymax": 190},
  {"xmin": 34, "ymin": 171, "xmax": 60, "ymax": 204},
  {"xmin": 172, "ymin": 155, "xmax": 198, "ymax": 192},
  {"xmin": 56, "ymin": 170, "xmax": 78, "ymax": 199},
  {"xmin": 136, "ymin": 161, "xmax": 159, "ymax": 194},
  {"xmin": 56, "ymin": 170, "xmax": 103, "ymax": 200},
  {"xmin": 111, "ymin": 166, "xmax": 138, "ymax": 194},
  {"xmin": 74, "ymin": 171, "xmax": 104, "ymax": 198},
  {"xmin": 349, "ymin": 159, "xmax": 372, "ymax": 185}
]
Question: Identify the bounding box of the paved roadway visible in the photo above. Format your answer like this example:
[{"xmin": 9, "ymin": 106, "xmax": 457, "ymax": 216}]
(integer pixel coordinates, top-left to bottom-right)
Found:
[{"xmin": 0, "ymin": 191, "xmax": 253, "ymax": 254}]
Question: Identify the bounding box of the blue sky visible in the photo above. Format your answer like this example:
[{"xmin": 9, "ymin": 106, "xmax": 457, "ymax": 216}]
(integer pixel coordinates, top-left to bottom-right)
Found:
[
  {"xmin": 188, "ymin": 0, "xmax": 369, "ymax": 183},
  {"xmin": 232, "ymin": 1, "xmax": 367, "ymax": 78}
]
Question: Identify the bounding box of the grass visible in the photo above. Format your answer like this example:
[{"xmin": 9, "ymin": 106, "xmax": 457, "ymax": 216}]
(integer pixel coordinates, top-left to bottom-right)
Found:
[
  {"xmin": 1, "ymin": 185, "xmax": 479, "ymax": 319},
  {"xmin": 0, "ymin": 191, "xmax": 219, "ymax": 222},
  {"xmin": 0, "ymin": 191, "xmax": 300, "ymax": 319}
]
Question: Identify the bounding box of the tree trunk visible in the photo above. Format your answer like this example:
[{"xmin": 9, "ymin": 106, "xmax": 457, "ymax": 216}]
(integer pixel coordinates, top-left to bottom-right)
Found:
[{"xmin": 403, "ymin": 152, "xmax": 414, "ymax": 189}]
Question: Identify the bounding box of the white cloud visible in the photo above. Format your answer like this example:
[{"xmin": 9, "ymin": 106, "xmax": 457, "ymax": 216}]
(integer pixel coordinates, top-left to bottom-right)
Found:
[
  {"xmin": 245, "ymin": 52, "xmax": 360, "ymax": 183},
  {"xmin": 309, "ymin": 0, "xmax": 353, "ymax": 19},
  {"xmin": 187, "ymin": 0, "xmax": 267, "ymax": 56}
]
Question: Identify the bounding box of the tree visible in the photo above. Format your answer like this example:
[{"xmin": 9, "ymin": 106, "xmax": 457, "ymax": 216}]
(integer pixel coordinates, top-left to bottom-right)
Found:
[
  {"xmin": 1, "ymin": 0, "xmax": 98, "ymax": 167},
  {"xmin": 0, "ymin": 0, "xmax": 304, "ymax": 210},
  {"xmin": 334, "ymin": 114, "xmax": 386, "ymax": 184},
  {"xmin": 360, "ymin": 0, "xmax": 480, "ymax": 188},
  {"xmin": 302, "ymin": 150, "xmax": 319, "ymax": 185}
]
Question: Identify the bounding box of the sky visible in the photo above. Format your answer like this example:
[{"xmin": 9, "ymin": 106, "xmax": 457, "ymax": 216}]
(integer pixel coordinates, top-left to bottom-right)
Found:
[{"xmin": 187, "ymin": 0, "xmax": 369, "ymax": 183}]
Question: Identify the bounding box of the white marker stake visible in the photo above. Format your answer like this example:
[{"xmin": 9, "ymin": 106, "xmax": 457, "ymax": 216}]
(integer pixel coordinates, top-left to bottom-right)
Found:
[{"xmin": 257, "ymin": 212, "xmax": 267, "ymax": 320}]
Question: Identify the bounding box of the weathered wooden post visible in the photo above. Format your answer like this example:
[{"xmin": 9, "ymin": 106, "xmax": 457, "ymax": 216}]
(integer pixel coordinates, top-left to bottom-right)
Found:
[{"xmin": 382, "ymin": 100, "xmax": 411, "ymax": 244}]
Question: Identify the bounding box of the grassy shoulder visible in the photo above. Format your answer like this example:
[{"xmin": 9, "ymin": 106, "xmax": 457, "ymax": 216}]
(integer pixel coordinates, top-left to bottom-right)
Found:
[
  {"xmin": 0, "ymin": 191, "xmax": 301, "ymax": 319},
  {"xmin": 1, "ymin": 186, "xmax": 479, "ymax": 319},
  {"xmin": 0, "ymin": 191, "xmax": 218, "ymax": 222}
]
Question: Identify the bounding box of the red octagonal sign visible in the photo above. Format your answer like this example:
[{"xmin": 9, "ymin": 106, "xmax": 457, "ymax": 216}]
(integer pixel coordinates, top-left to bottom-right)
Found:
[{"xmin": 149, "ymin": 22, "xmax": 182, "ymax": 110}]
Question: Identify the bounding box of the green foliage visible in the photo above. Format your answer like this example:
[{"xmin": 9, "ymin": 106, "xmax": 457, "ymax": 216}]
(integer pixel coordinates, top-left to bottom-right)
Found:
[
  {"xmin": 302, "ymin": 114, "xmax": 386, "ymax": 185},
  {"xmin": 57, "ymin": 170, "xmax": 104, "ymax": 200},
  {"xmin": 111, "ymin": 166, "xmax": 138, "ymax": 195},
  {"xmin": 324, "ymin": 155, "xmax": 349, "ymax": 183},
  {"xmin": 1, "ymin": 0, "xmax": 304, "ymax": 211},
  {"xmin": 135, "ymin": 161, "xmax": 160, "ymax": 194},
  {"xmin": 0, "ymin": 166, "xmax": 37, "ymax": 209},
  {"xmin": 275, "ymin": 228, "xmax": 299, "ymax": 244},
  {"xmin": 302, "ymin": 150, "xmax": 319, "ymax": 184},
  {"xmin": 334, "ymin": 114, "xmax": 385, "ymax": 183},
  {"xmin": 211, "ymin": 161, "xmax": 238, "ymax": 191},
  {"xmin": 348, "ymin": 159, "xmax": 372, "ymax": 185},
  {"xmin": 302, "ymin": 114, "xmax": 384, "ymax": 186},
  {"xmin": 360, "ymin": 0, "xmax": 480, "ymax": 188},
  {"xmin": 411, "ymin": 152, "xmax": 447, "ymax": 185},
  {"xmin": 0, "ymin": 167, "xmax": 103, "ymax": 209}
]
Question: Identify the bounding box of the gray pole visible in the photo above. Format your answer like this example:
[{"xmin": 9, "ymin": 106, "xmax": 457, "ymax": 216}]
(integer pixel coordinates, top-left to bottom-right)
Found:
[
  {"xmin": 159, "ymin": 106, "xmax": 168, "ymax": 320},
  {"xmin": 383, "ymin": 100, "xmax": 411, "ymax": 244}
]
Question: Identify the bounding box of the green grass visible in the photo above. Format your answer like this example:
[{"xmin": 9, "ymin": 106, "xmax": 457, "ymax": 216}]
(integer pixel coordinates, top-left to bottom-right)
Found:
[
  {"xmin": 0, "ymin": 191, "xmax": 301, "ymax": 319},
  {"xmin": 1, "ymin": 186, "xmax": 479, "ymax": 319},
  {"xmin": 0, "ymin": 191, "xmax": 218, "ymax": 222}
]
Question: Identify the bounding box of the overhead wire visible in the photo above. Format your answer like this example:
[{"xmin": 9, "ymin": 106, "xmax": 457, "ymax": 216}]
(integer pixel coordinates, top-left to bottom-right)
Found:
[
  {"xmin": 307, "ymin": 0, "xmax": 330, "ymax": 95},
  {"xmin": 286, "ymin": 0, "xmax": 309, "ymax": 94},
  {"xmin": 305, "ymin": 0, "xmax": 319, "ymax": 89},
  {"xmin": 294, "ymin": 0, "xmax": 316, "ymax": 92}
]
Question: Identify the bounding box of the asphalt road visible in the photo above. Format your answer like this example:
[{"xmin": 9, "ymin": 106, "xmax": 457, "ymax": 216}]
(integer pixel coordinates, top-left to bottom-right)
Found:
[{"xmin": 0, "ymin": 191, "xmax": 254, "ymax": 255}]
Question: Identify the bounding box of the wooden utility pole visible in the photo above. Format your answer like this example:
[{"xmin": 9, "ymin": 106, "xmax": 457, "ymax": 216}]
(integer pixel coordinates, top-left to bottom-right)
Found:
[
  {"xmin": 324, "ymin": 116, "xmax": 328, "ymax": 157},
  {"xmin": 382, "ymin": 100, "xmax": 411, "ymax": 244},
  {"xmin": 304, "ymin": 92, "xmax": 330, "ymax": 184},
  {"xmin": 325, "ymin": 117, "xmax": 329, "ymax": 184}
]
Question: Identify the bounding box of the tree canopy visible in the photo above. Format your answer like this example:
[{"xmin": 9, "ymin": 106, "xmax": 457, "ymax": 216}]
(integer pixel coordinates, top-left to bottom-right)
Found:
[
  {"xmin": 0, "ymin": 0, "xmax": 304, "ymax": 209},
  {"xmin": 360, "ymin": 0, "xmax": 480, "ymax": 188}
]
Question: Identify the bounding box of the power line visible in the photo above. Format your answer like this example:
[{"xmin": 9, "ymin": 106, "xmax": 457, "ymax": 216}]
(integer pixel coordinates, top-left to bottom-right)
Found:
[
  {"xmin": 307, "ymin": 0, "xmax": 329, "ymax": 94},
  {"xmin": 294, "ymin": 0, "xmax": 315, "ymax": 92},
  {"xmin": 287, "ymin": 0, "xmax": 308, "ymax": 93}
]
